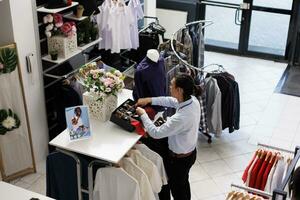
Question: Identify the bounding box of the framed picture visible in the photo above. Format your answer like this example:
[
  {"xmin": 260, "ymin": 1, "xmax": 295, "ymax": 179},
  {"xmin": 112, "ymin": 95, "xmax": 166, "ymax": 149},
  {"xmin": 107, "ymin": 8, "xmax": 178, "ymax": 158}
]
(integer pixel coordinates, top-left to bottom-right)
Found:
[
  {"xmin": 0, "ymin": 43, "xmax": 36, "ymax": 181},
  {"xmin": 65, "ymin": 106, "xmax": 91, "ymax": 140}
]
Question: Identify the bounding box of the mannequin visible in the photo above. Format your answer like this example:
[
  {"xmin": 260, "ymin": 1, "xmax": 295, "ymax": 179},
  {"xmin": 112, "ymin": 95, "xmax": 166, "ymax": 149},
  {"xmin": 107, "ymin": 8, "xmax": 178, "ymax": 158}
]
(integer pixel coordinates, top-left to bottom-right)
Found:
[{"xmin": 146, "ymin": 49, "xmax": 159, "ymax": 63}]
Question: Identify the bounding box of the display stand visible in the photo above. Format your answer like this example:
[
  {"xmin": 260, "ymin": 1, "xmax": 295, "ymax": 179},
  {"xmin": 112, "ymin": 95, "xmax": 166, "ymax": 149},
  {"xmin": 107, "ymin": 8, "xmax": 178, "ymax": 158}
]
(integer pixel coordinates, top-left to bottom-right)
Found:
[{"xmin": 230, "ymin": 143, "xmax": 300, "ymax": 200}]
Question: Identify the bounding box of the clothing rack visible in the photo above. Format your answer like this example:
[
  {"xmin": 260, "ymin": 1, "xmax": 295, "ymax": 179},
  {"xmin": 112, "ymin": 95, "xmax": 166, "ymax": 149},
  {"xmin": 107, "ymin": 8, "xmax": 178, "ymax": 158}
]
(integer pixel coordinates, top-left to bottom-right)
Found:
[{"xmin": 232, "ymin": 143, "xmax": 300, "ymax": 200}]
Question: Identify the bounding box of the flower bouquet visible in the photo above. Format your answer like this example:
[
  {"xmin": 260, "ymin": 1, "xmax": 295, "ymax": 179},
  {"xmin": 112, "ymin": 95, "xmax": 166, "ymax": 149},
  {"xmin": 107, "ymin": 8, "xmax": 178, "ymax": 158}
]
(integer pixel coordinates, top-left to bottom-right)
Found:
[
  {"xmin": 79, "ymin": 62, "xmax": 125, "ymax": 121},
  {"xmin": 44, "ymin": 13, "xmax": 77, "ymax": 58},
  {"xmin": 0, "ymin": 109, "xmax": 21, "ymax": 135}
]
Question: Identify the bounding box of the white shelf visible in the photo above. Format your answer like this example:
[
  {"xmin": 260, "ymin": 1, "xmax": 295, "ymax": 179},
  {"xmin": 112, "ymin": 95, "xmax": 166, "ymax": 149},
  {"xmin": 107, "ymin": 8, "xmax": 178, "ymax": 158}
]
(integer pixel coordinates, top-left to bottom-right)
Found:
[
  {"xmin": 64, "ymin": 12, "xmax": 88, "ymax": 21},
  {"xmin": 42, "ymin": 49, "xmax": 81, "ymax": 64},
  {"xmin": 78, "ymin": 38, "xmax": 102, "ymax": 51},
  {"xmin": 37, "ymin": 2, "xmax": 78, "ymax": 13}
]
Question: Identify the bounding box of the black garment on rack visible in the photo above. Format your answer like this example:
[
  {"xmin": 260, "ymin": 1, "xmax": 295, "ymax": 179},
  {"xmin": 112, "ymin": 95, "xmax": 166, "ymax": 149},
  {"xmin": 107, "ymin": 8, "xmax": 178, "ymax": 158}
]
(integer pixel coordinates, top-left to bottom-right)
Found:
[
  {"xmin": 207, "ymin": 72, "xmax": 240, "ymax": 133},
  {"xmin": 46, "ymin": 152, "xmax": 90, "ymax": 200},
  {"xmin": 54, "ymin": 84, "xmax": 83, "ymax": 138}
]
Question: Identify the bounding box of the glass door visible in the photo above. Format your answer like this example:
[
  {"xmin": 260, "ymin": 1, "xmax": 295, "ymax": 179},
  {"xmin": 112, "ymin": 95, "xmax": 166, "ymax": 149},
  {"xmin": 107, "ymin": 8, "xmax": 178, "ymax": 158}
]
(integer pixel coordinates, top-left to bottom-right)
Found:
[
  {"xmin": 199, "ymin": 0, "xmax": 251, "ymax": 53},
  {"xmin": 198, "ymin": 0, "xmax": 295, "ymax": 61}
]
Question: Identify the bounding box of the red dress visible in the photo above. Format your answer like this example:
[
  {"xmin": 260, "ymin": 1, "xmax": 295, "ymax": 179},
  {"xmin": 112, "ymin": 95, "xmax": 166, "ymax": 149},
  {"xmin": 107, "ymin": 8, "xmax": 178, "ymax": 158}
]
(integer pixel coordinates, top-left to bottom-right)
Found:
[
  {"xmin": 254, "ymin": 154, "xmax": 270, "ymax": 189},
  {"xmin": 260, "ymin": 155, "xmax": 276, "ymax": 190},
  {"xmin": 249, "ymin": 154, "xmax": 265, "ymax": 188}
]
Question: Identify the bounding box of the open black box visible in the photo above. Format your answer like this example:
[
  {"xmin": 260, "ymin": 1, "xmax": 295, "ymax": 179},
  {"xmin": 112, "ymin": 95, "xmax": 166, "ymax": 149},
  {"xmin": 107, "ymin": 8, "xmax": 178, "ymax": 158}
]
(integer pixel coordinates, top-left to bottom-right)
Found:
[{"xmin": 110, "ymin": 99, "xmax": 140, "ymax": 132}]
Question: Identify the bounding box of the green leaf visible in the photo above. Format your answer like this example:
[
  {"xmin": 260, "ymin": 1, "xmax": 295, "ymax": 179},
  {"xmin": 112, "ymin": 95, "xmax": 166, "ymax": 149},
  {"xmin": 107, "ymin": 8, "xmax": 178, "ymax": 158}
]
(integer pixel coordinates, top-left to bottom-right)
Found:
[
  {"xmin": 0, "ymin": 109, "xmax": 8, "ymax": 121},
  {"xmin": 0, "ymin": 47, "xmax": 18, "ymax": 74}
]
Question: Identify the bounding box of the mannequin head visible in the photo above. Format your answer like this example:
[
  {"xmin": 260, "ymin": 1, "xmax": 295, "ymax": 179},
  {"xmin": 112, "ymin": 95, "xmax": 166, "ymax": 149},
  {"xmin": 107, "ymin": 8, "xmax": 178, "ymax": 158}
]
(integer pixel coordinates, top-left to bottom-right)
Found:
[{"xmin": 146, "ymin": 49, "xmax": 159, "ymax": 63}]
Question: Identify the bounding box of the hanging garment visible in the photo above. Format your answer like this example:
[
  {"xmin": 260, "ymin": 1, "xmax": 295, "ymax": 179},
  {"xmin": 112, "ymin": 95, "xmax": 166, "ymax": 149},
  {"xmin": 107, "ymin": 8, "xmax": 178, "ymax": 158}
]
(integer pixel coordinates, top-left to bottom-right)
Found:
[
  {"xmin": 135, "ymin": 143, "xmax": 168, "ymax": 185},
  {"xmin": 128, "ymin": 149, "xmax": 163, "ymax": 193},
  {"xmin": 121, "ymin": 157, "xmax": 156, "ymax": 200},
  {"xmin": 264, "ymin": 157, "xmax": 278, "ymax": 192},
  {"xmin": 158, "ymin": 40, "xmax": 192, "ymax": 65},
  {"xmin": 205, "ymin": 76, "xmax": 222, "ymax": 136},
  {"xmin": 133, "ymin": 56, "xmax": 166, "ymax": 111},
  {"xmin": 261, "ymin": 154, "xmax": 277, "ymax": 191},
  {"xmin": 242, "ymin": 152, "xmax": 257, "ymax": 183},
  {"xmin": 198, "ymin": 94, "xmax": 209, "ymax": 136},
  {"xmin": 271, "ymin": 158, "xmax": 286, "ymax": 192},
  {"xmin": 255, "ymin": 153, "xmax": 271, "ymax": 189},
  {"xmin": 97, "ymin": 0, "xmax": 136, "ymax": 53},
  {"xmin": 249, "ymin": 153, "xmax": 266, "ymax": 188},
  {"xmin": 176, "ymin": 28, "xmax": 193, "ymax": 65},
  {"xmin": 246, "ymin": 155, "xmax": 259, "ymax": 186},
  {"xmin": 128, "ymin": 0, "xmax": 144, "ymax": 49},
  {"xmin": 188, "ymin": 23, "xmax": 204, "ymax": 67},
  {"xmin": 93, "ymin": 167, "xmax": 141, "ymax": 200}
]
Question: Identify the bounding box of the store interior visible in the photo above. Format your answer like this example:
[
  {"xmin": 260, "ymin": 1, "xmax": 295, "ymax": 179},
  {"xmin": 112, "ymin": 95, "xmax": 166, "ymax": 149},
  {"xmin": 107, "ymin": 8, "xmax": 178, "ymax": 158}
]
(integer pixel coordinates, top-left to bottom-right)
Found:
[{"xmin": 1, "ymin": 0, "xmax": 300, "ymax": 200}]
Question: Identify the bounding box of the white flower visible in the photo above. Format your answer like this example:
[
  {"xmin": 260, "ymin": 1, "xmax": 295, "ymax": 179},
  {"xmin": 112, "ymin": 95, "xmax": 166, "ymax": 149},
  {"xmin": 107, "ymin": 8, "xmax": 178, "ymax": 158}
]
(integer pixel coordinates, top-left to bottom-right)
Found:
[
  {"xmin": 46, "ymin": 24, "xmax": 54, "ymax": 31},
  {"xmin": 43, "ymin": 14, "xmax": 53, "ymax": 24},
  {"xmin": 2, "ymin": 116, "xmax": 16, "ymax": 129},
  {"xmin": 48, "ymin": 15, "xmax": 53, "ymax": 23},
  {"xmin": 114, "ymin": 70, "xmax": 122, "ymax": 77},
  {"xmin": 105, "ymin": 87, "xmax": 112, "ymax": 93},
  {"xmin": 45, "ymin": 31, "xmax": 52, "ymax": 38},
  {"xmin": 72, "ymin": 26, "xmax": 77, "ymax": 32}
]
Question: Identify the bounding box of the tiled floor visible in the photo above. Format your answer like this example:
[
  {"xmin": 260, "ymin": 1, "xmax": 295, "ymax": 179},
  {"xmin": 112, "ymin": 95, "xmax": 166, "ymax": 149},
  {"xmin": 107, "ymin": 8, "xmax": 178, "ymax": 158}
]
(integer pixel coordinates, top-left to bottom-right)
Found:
[{"xmin": 9, "ymin": 52, "xmax": 300, "ymax": 199}]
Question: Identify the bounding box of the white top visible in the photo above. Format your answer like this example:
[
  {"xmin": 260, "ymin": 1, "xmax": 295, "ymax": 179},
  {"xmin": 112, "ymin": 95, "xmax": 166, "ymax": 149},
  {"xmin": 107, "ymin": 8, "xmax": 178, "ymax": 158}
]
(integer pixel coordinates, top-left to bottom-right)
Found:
[
  {"xmin": 0, "ymin": 181, "xmax": 54, "ymax": 200},
  {"xmin": 135, "ymin": 143, "xmax": 168, "ymax": 185},
  {"xmin": 93, "ymin": 167, "xmax": 141, "ymax": 200},
  {"xmin": 140, "ymin": 96, "xmax": 201, "ymax": 154},
  {"xmin": 128, "ymin": 149, "xmax": 162, "ymax": 193},
  {"xmin": 264, "ymin": 161, "xmax": 277, "ymax": 193},
  {"xmin": 49, "ymin": 89, "xmax": 141, "ymax": 164},
  {"xmin": 128, "ymin": 0, "xmax": 144, "ymax": 49},
  {"xmin": 121, "ymin": 157, "xmax": 156, "ymax": 200},
  {"xmin": 271, "ymin": 158, "xmax": 285, "ymax": 192}
]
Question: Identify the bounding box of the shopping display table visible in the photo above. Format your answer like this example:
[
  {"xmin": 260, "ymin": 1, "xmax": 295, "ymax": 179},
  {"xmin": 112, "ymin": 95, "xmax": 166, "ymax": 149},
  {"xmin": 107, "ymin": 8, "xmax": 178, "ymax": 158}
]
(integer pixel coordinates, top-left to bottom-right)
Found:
[
  {"xmin": 49, "ymin": 89, "xmax": 141, "ymax": 163},
  {"xmin": 0, "ymin": 181, "xmax": 54, "ymax": 200}
]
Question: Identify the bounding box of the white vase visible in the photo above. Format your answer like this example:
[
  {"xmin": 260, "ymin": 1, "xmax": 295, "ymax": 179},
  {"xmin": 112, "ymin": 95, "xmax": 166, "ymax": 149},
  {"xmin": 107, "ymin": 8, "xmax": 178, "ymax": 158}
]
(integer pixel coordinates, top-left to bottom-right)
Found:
[
  {"xmin": 83, "ymin": 92, "xmax": 118, "ymax": 122},
  {"xmin": 47, "ymin": 34, "xmax": 77, "ymax": 58}
]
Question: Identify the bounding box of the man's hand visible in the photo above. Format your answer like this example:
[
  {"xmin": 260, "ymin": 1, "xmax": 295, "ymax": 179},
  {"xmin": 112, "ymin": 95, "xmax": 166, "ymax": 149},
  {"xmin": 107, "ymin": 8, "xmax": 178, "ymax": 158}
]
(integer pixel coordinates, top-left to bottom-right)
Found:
[
  {"xmin": 135, "ymin": 98, "xmax": 152, "ymax": 107},
  {"xmin": 136, "ymin": 107, "xmax": 146, "ymax": 116}
]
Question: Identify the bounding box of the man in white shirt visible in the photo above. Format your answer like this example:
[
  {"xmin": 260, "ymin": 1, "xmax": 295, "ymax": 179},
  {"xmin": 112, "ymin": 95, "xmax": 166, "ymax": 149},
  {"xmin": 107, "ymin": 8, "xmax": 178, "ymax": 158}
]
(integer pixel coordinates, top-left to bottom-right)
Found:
[{"xmin": 136, "ymin": 74, "xmax": 201, "ymax": 200}]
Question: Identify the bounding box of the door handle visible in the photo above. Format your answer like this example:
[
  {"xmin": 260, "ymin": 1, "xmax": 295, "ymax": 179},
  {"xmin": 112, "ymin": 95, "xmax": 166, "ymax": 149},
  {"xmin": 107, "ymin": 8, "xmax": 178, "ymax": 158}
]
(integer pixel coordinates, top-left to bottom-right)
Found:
[
  {"xmin": 235, "ymin": 8, "xmax": 242, "ymax": 25},
  {"xmin": 26, "ymin": 53, "xmax": 33, "ymax": 73}
]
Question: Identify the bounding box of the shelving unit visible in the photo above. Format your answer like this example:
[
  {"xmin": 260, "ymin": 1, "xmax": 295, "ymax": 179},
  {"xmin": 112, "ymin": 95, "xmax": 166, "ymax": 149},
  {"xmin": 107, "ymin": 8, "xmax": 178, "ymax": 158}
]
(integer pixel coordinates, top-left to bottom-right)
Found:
[
  {"xmin": 78, "ymin": 38, "xmax": 102, "ymax": 51},
  {"xmin": 42, "ymin": 49, "xmax": 81, "ymax": 64},
  {"xmin": 37, "ymin": 2, "xmax": 78, "ymax": 13},
  {"xmin": 64, "ymin": 12, "xmax": 88, "ymax": 21}
]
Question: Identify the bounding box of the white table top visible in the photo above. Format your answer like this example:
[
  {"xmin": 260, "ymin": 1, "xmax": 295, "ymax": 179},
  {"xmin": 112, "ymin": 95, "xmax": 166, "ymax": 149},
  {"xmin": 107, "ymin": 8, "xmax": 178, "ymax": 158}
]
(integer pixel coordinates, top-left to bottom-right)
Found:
[
  {"xmin": 49, "ymin": 89, "xmax": 142, "ymax": 164},
  {"xmin": 0, "ymin": 181, "xmax": 55, "ymax": 200}
]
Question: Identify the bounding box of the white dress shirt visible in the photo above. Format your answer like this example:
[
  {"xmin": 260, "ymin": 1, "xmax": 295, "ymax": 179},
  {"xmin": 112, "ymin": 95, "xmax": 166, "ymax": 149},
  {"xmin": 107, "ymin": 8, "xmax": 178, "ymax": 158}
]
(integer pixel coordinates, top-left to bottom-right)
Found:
[
  {"xmin": 128, "ymin": 149, "xmax": 163, "ymax": 193},
  {"xmin": 135, "ymin": 143, "xmax": 168, "ymax": 185},
  {"xmin": 140, "ymin": 96, "xmax": 201, "ymax": 154},
  {"xmin": 121, "ymin": 157, "xmax": 156, "ymax": 200},
  {"xmin": 93, "ymin": 167, "xmax": 140, "ymax": 200},
  {"xmin": 264, "ymin": 161, "xmax": 277, "ymax": 193}
]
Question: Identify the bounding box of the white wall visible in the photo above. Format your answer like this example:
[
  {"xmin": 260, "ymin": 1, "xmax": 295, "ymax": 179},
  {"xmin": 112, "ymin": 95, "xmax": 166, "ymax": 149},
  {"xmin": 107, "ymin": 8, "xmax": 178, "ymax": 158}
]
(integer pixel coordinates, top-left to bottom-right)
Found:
[
  {"xmin": 144, "ymin": 0, "xmax": 156, "ymax": 25},
  {"xmin": 0, "ymin": 0, "xmax": 14, "ymax": 45},
  {"xmin": 4, "ymin": 0, "xmax": 49, "ymax": 164}
]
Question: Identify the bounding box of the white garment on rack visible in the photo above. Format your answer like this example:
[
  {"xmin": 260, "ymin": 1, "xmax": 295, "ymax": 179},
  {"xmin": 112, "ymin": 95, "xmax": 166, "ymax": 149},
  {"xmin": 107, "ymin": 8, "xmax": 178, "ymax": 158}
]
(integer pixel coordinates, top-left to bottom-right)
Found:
[
  {"xmin": 246, "ymin": 156, "xmax": 258, "ymax": 186},
  {"xmin": 271, "ymin": 158, "xmax": 285, "ymax": 192},
  {"xmin": 97, "ymin": 0, "xmax": 136, "ymax": 53},
  {"xmin": 135, "ymin": 143, "xmax": 168, "ymax": 185},
  {"xmin": 122, "ymin": 157, "xmax": 156, "ymax": 200},
  {"xmin": 264, "ymin": 160, "xmax": 277, "ymax": 193},
  {"xmin": 128, "ymin": 0, "xmax": 144, "ymax": 49},
  {"xmin": 93, "ymin": 167, "xmax": 141, "ymax": 200},
  {"xmin": 128, "ymin": 149, "xmax": 163, "ymax": 193}
]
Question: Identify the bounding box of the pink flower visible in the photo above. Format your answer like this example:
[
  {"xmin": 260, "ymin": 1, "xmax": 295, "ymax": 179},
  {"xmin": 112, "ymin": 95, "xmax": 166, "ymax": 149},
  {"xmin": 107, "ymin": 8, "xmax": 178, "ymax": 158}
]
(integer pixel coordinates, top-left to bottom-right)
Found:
[
  {"xmin": 55, "ymin": 22, "xmax": 63, "ymax": 28},
  {"xmin": 103, "ymin": 78, "xmax": 114, "ymax": 87},
  {"xmin": 92, "ymin": 74, "xmax": 98, "ymax": 79},
  {"xmin": 61, "ymin": 22, "xmax": 73, "ymax": 36},
  {"xmin": 0, "ymin": 63, "xmax": 4, "ymax": 69},
  {"xmin": 53, "ymin": 13, "xmax": 63, "ymax": 25}
]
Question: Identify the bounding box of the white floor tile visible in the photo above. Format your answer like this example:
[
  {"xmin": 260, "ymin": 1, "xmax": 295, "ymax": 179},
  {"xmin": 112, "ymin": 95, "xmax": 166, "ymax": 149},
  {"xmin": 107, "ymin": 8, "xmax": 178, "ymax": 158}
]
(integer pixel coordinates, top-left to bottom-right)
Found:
[
  {"xmin": 28, "ymin": 175, "xmax": 46, "ymax": 195},
  {"xmin": 213, "ymin": 173, "xmax": 242, "ymax": 193},
  {"xmin": 191, "ymin": 180, "xmax": 223, "ymax": 199},
  {"xmin": 196, "ymin": 148, "xmax": 221, "ymax": 163},
  {"xmin": 201, "ymin": 160, "xmax": 233, "ymax": 178},
  {"xmin": 14, "ymin": 180, "xmax": 31, "ymax": 189},
  {"xmin": 20, "ymin": 173, "xmax": 41, "ymax": 185},
  {"xmin": 223, "ymin": 155, "xmax": 249, "ymax": 172},
  {"xmin": 190, "ymin": 164, "xmax": 210, "ymax": 183}
]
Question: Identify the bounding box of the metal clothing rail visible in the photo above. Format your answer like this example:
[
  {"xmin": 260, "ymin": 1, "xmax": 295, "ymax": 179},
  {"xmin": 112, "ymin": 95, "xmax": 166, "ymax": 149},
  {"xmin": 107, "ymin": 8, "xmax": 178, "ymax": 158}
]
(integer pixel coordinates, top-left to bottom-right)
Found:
[
  {"xmin": 170, "ymin": 20, "xmax": 213, "ymax": 72},
  {"xmin": 231, "ymin": 183, "xmax": 273, "ymax": 198},
  {"xmin": 231, "ymin": 143, "xmax": 300, "ymax": 200}
]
